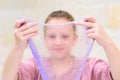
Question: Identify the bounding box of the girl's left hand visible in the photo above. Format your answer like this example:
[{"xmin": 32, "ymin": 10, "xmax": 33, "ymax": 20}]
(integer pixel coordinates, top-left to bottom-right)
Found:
[{"xmin": 76, "ymin": 16, "xmax": 112, "ymax": 47}]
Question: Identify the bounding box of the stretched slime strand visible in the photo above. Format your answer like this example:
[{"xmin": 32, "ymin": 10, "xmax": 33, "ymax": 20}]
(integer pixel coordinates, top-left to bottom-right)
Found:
[{"xmin": 23, "ymin": 18, "xmax": 95, "ymax": 80}]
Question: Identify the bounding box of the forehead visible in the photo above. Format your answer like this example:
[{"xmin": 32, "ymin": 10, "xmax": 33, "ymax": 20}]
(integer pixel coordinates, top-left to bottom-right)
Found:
[
  {"xmin": 45, "ymin": 18, "xmax": 74, "ymax": 33},
  {"xmin": 47, "ymin": 18, "xmax": 70, "ymax": 24}
]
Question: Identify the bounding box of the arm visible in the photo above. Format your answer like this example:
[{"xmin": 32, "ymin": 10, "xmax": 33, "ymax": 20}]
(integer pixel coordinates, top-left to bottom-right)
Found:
[
  {"xmin": 2, "ymin": 45, "xmax": 24, "ymax": 80},
  {"xmin": 103, "ymin": 37, "xmax": 120, "ymax": 80},
  {"xmin": 76, "ymin": 16, "xmax": 120, "ymax": 80},
  {"xmin": 2, "ymin": 18, "xmax": 39, "ymax": 80}
]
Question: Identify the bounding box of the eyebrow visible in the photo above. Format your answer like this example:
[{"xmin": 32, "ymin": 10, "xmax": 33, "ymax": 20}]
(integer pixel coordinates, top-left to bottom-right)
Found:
[{"xmin": 40, "ymin": 21, "xmax": 75, "ymax": 27}]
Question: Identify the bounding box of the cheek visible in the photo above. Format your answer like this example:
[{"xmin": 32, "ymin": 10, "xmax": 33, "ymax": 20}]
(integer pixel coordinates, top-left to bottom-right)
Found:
[
  {"xmin": 65, "ymin": 38, "xmax": 76, "ymax": 48},
  {"xmin": 62, "ymin": 38, "xmax": 76, "ymax": 45},
  {"xmin": 45, "ymin": 38, "xmax": 52, "ymax": 49},
  {"xmin": 67, "ymin": 37, "xmax": 77, "ymax": 48}
]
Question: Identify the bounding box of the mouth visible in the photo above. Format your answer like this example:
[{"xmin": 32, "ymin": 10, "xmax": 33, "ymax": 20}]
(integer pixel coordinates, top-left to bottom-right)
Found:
[{"xmin": 53, "ymin": 47, "xmax": 64, "ymax": 51}]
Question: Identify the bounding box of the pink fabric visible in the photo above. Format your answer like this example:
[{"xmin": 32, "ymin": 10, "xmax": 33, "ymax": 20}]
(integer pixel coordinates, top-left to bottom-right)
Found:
[{"xmin": 18, "ymin": 57, "xmax": 112, "ymax": 80}]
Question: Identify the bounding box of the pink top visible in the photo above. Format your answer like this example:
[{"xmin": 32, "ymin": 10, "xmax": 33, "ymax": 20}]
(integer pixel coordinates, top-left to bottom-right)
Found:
[{"xmin": 18, "ymin": 57, "xmax": 112, "ymax": 80}]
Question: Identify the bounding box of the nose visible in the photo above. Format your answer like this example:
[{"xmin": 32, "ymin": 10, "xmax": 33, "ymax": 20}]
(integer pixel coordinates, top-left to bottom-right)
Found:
[{"xmin": 54, "ymin": 37, "xmax": 63, "ymax": 45}]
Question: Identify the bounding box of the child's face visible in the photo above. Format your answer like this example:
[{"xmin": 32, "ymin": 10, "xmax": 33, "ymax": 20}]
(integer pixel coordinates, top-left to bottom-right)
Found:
[{"xmin": 44, "ymin": 18, "xmax": 78, "ymax": 59}]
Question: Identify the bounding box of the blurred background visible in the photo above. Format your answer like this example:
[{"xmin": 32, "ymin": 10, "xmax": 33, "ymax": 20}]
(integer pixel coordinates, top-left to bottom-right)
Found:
[{"xmin": 0, "ymin": 0, "xmax": 120, "ymax": 79}]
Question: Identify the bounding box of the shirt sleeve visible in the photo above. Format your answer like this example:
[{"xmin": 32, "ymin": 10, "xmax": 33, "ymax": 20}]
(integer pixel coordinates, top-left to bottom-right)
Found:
[
  {"xmin": 85, "ymin": 58, "xmax": 113, "ymax": 80},
  {"xmin": 18, "ymin": 57, "xmax": 42, "ymax": 80}
]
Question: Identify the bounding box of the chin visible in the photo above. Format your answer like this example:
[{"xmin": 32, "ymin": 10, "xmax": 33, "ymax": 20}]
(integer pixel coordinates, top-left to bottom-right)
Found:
[{"xmin": 51, "ymin": 52, "xmax": 68, "ymax": 59}]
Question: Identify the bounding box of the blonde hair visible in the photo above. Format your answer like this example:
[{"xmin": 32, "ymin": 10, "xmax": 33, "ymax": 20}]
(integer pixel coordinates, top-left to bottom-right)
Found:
[{"xmin": 44, "ymin": 10, "xmax": 76, "ymax": 33}]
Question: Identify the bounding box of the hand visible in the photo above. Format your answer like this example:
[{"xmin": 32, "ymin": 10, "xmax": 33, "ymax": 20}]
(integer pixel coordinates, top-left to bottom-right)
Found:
[
  {"xmin": 76, "ymin": 16, "xmax": 112, "ymax": 47},
  {"xmin": 14, "ymin": 18, "xmax": 39, "ymax": 51}
]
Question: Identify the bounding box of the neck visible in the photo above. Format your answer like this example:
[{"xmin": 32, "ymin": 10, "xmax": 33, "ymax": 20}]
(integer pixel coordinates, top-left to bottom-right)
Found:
[{"xmin": 50, "ymin": 55, "xmax": 74, "ymax": 66}]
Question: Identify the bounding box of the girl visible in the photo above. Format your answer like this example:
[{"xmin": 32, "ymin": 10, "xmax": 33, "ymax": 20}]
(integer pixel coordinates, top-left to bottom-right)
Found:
[{"xmin": 2, "ymin": 10, "xmax": 120, "ymax": 80}]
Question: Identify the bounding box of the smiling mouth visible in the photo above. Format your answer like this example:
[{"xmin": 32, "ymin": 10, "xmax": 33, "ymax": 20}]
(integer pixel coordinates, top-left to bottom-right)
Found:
[{"xmin": 53, "ymin": 48, "xmax": 64, "ymax": 51}]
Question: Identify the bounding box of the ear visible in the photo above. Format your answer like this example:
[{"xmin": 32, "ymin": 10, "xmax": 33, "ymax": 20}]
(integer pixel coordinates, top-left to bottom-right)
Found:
[{"xmin": 73, "ymin": 33, "xmax": 78, "ymax": 42}]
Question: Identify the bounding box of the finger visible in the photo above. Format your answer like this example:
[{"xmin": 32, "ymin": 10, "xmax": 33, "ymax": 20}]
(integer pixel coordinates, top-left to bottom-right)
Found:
[
  {"xmin": 22, "ymin": 32, "xmax": 38, "ymax": 41},
  {"xmin": 75, "ymin": 22, "xmax": 94, "ymax": 28},
  {"xmin": 21, "ymin": 26, "xmax": 39, "ymax": 36},
  {"xmin": 84, "ymin": 16, "xmax": 96, "ymax": 23},
  {"xmin": 86, "ymin": 28, "xmax": 95, "ymax": 34},
  {"xmin": 18, "ymin": 22, "xmax": 38, "ymax": 32},
  {"xmin": 87, "ymin": 33, "xmax": 95, "ymax": 39},
  {"xmin": 15, "ymin": 18, "xmax": 28, "ymax": 28}
]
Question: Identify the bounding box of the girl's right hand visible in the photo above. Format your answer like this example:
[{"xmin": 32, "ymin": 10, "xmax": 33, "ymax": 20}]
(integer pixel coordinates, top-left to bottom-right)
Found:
[{"xmin": 14, "ymin": 18, "xmax": 39, "ymax": 51}]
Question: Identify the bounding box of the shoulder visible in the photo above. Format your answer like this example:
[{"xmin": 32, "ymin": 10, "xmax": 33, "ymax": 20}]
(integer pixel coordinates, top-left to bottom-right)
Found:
[
  {"xmin": 83, "ymin": 58, "xmax": 110, "ymax": 74},
  {"xmin": 18, "ymin": 57, "xmax": 38, "ymax": 74},
  {"xmin": 74, "ymin": 57, "xmax": 109, "ymax": 67},
  {"xmin": 18, "ymin": 56, "xmax": 43, "ymax": 75},
  {"xmin": 18, "ymin": 57, "xmax": 43, "ymax": 80},
  {"xmin": 82, "ymin": 58, "xmax": 112, "ymax": 80},
  {"xmin": 20, "ymin": 57, "xmax": 37, "ymax": 67},
  {"xmin": 86, "ymin": 58, "xmax": 109, "ymax": 69}
]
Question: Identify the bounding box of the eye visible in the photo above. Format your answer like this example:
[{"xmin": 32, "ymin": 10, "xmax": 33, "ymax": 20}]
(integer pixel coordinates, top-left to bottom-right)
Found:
[
  {"xmin": 62, "ymin": 35, "xmax": 69, "ymax": 39},
  {"xmin": 48, "ymin": 35, "xmax": 56, "ymax": 39}
]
